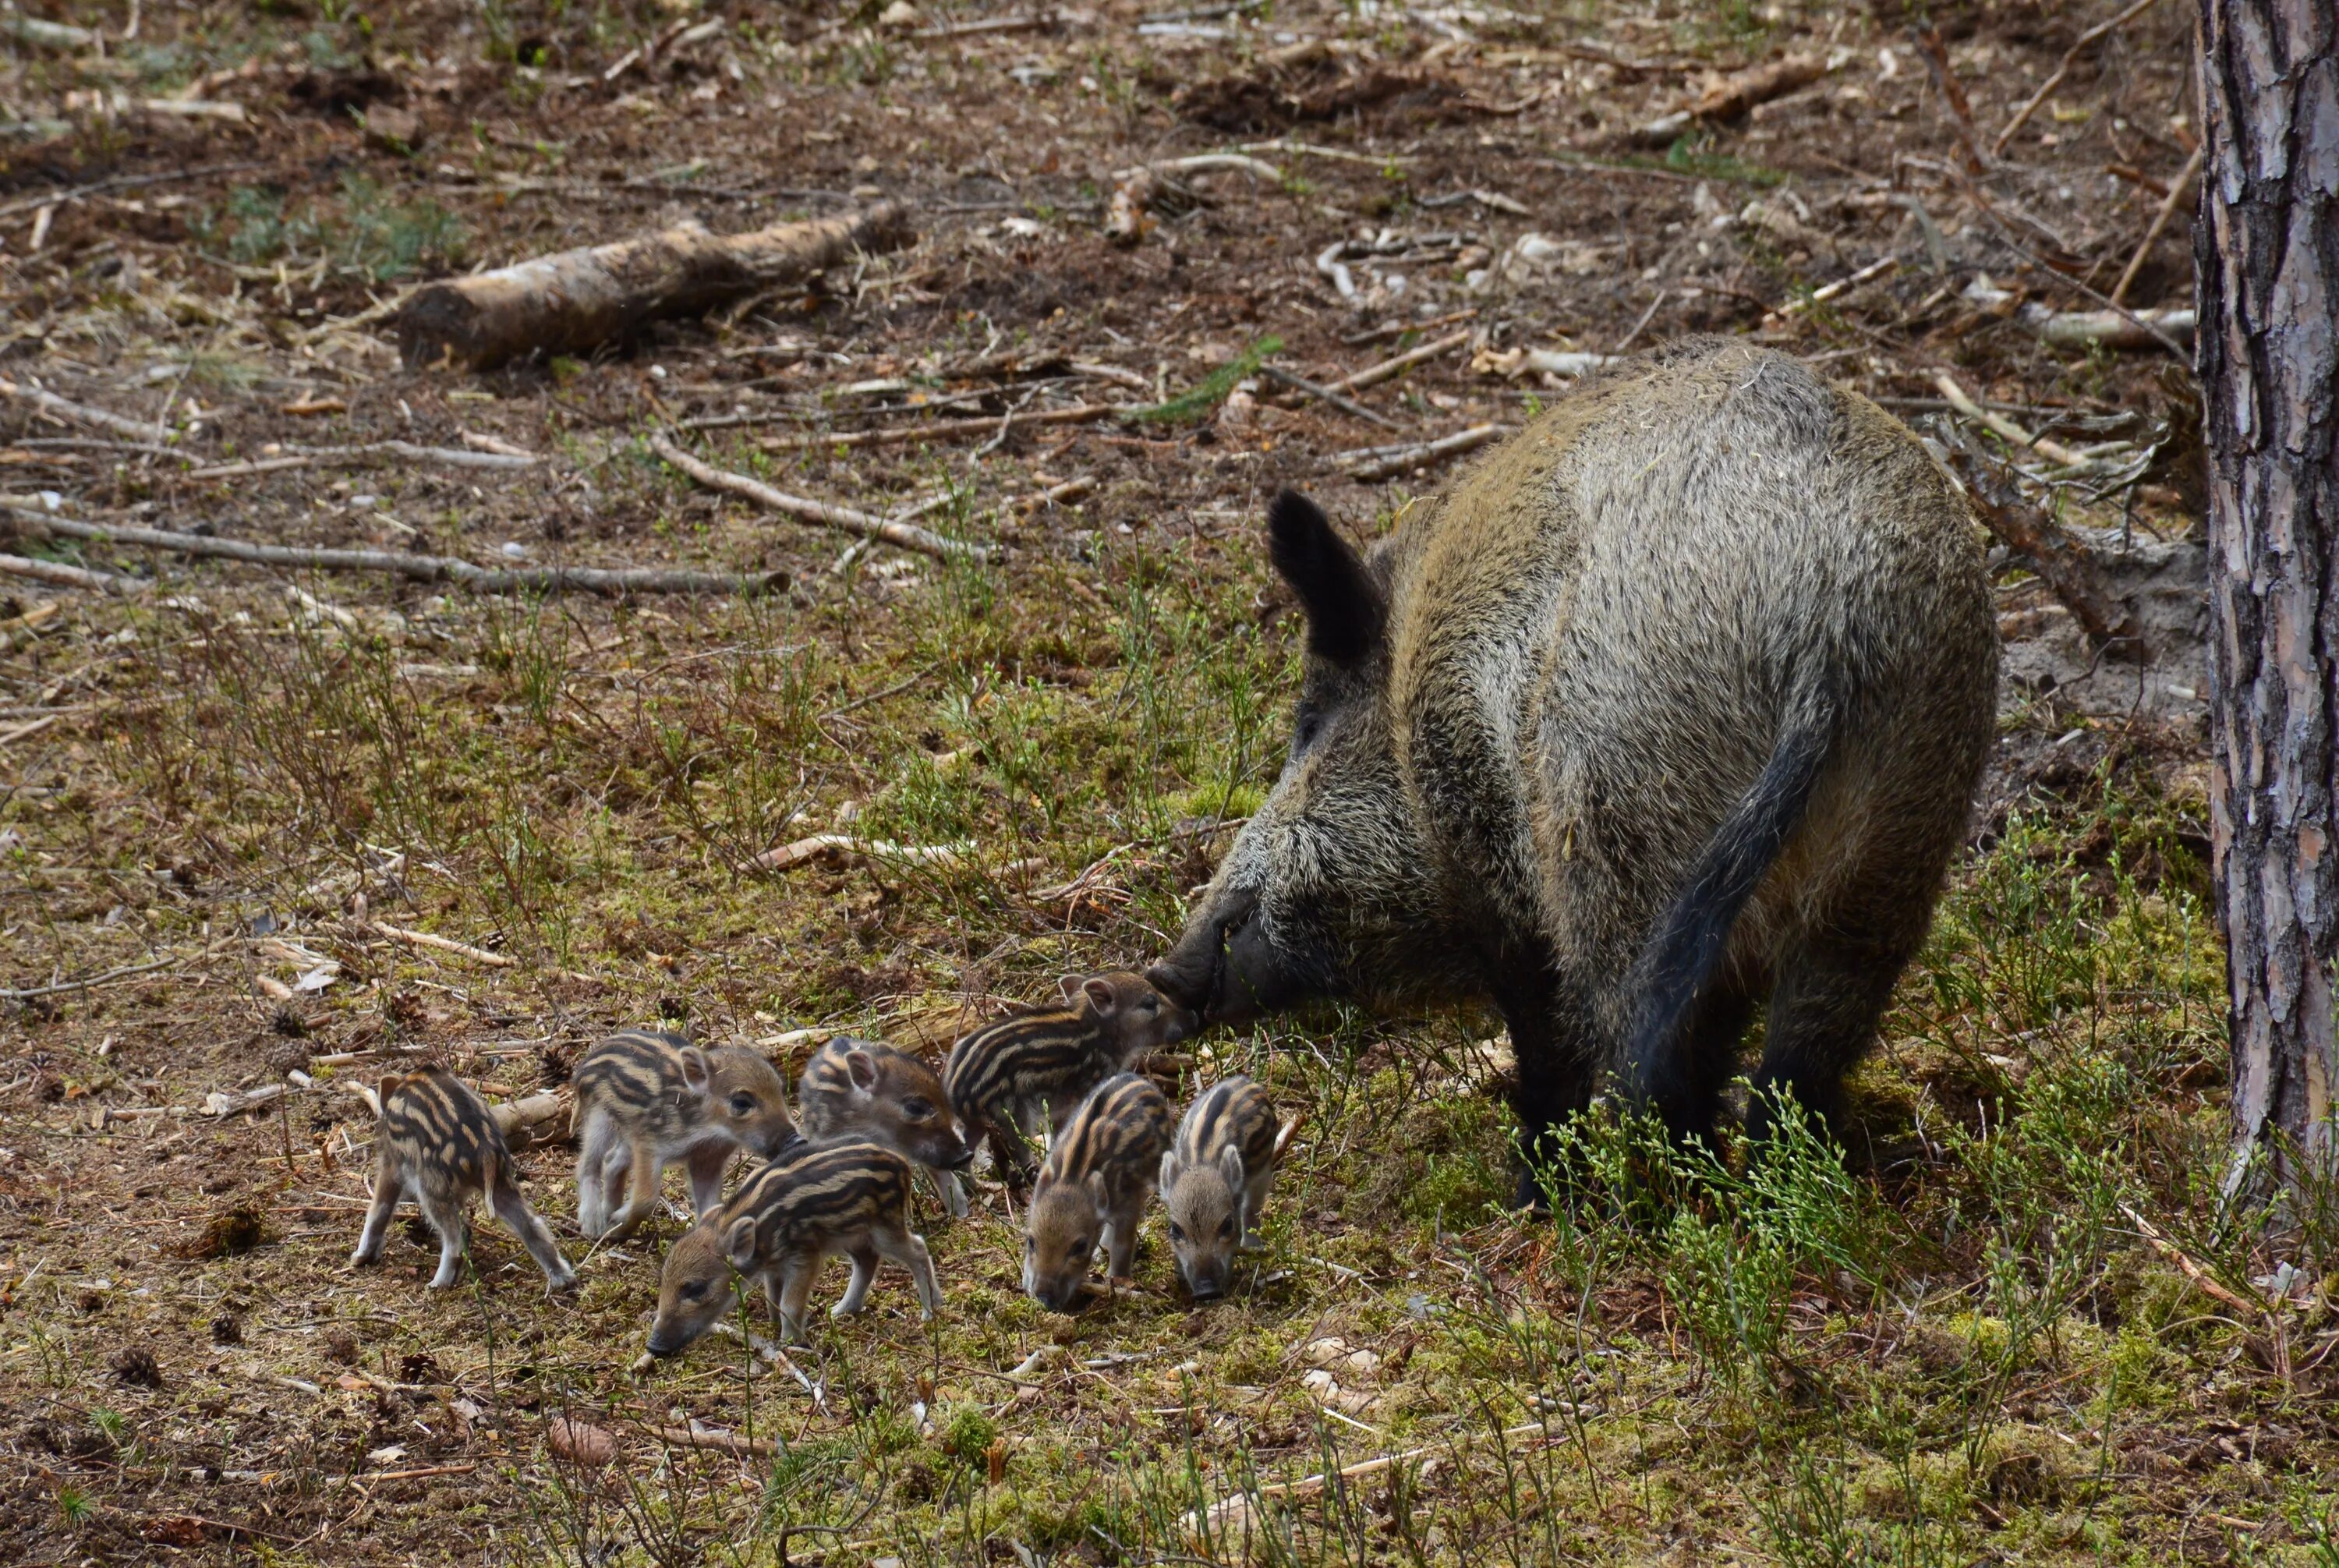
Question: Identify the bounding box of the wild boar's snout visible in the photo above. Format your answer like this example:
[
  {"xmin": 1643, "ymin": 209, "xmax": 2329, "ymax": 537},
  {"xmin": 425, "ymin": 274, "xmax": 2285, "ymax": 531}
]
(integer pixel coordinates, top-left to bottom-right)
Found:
[{"xmin": 1150, "ymin": 888, "xmax": 1260, "ymax": 1023}]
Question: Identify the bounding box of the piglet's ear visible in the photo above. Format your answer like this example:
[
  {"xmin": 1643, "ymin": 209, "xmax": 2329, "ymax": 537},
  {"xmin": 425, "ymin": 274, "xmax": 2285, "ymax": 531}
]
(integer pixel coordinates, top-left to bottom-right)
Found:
[
  {"xmin": 844, "ymin": 1049, "xmax": 879, "ymax": 1092},
  {"xmin": 1268, "ymin": 490, "xmax": 1383, "ymax": 667},
  {"xmin": 678, "ymin": 1048, "xmax": 711, "ymax": 1095},
  {"xmin": 1159, "ymin": 1151, "xmax": 1180, "ymax": 1194},
  {"xmin": 723, "ymin": 1216, "xmax": 760, "ymax": 1271},
  {"xmin": 1081, "ymin": 978, "xmax": 1117, "ymax": 1018},
  {"xmin": 1219, "ymin": 1144, "xmax": 1247, "ymax": 1188}
]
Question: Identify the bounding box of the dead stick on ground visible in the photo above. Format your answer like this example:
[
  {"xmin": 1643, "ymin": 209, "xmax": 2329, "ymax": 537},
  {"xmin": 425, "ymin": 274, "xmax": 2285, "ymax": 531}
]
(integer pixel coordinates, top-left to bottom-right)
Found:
[
  {"xmin": 0, "ymin": 552, "xmax": 149, "ymax": 594},
  {"xmin": 1939, "ymin": 442, "xmax": 2139, "ymax": 649},
  {"xmin": 1932, "ymin": 373, "xmax": 2094, "ymax": 469},
  {"xmin": 1258, "ymin": 365, "xmax": 1406, "ymax": 431},
  {"xmin": 1339, "ymin": 330, "xmax": 1472, "ymax": 392},
  {"xmin": 366, "ymin": 922, "xmax": 515, "ymax": 968},
  {"xmin": 1339, "ymin": 423, "xmax": 1510, "ymax": 481},
  {"xmin": 0, "ymin": 378, "xmax": 182, "ymax": 441},
  {"xmin": 2111, "ymin": 143, "xmax": 2204, "ymax": 307},
  {"xmin": 3, "ymin": 505, "xmax": 775, "ymax": 596},
  {"xmin": 1994, "ymin": 0, "xmax": 2164, "ymax": 155},
  {"xmin": 185, "ymin": 442, "xmax": 538, "ymax": 480},
  {"xmin": 739, "ymin": 403, "xmax": 1119, "ymax": 448},
  {"xmin": 646, "ymin": 434, "xmax": 988, "ymax": 563},
  {"xmin": 1185, "ymin": 1421, "xmax": 1547, "ymax": 1541},
  {"xmin": 2121, "ymin": 1205, "xmax": 2266, "ymax": 1317},
  {"xmin": 644, "ymin": 1425, "xmax": 780, "ymax": 1459},
  {"xmin": 396, "ymin": 202, "xmax": 914, "ymax": 370}
]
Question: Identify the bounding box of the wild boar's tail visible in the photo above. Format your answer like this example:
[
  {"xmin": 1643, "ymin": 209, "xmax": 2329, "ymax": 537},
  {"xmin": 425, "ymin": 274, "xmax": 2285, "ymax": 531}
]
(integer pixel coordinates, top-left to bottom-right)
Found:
[{"xmin": 1623, "ymin": 683, "xmax": 1839, "ymax": 1111}]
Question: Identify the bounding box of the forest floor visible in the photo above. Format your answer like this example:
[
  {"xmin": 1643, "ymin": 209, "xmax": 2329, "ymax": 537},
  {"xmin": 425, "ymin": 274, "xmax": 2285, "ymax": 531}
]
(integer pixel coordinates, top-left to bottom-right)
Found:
[{"xmin": 3, "ymin": 1, "xmax": 2334, "ymax": 1564}]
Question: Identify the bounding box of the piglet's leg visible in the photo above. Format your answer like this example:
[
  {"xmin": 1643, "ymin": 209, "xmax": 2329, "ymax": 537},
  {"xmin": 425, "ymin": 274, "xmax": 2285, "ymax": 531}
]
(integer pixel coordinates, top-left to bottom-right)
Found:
[
  {"xmin": 1103, "ymin": 1207, "xmax": 1140, "ymax": 1283},
  {"xmin": 774, "ymin": 1252, "xmax": 821, "ymax": 1345},
  {"xmin": 833, "ymin": 1246, "xmax": 879, "ymax": 1317},
  {"xmin": 934, "ymin": 1168, "xmax": 969, "ymax": 1219},
  {"xmin": 683, "ymin": 1142, "xmax": 734, "ymax": 1221},
  {"xmin": 416, "ymin": 1188, "xmax": 469, "ymax": 1290},
  {"xmin": 877, "ymin": 1226, "xmax": 943, "ymax": 1321},
  {"xmin": 602, "ymin": 1138, "xmax": 662, "ymax": 1241},
  {"xmin": 490, "ymin": 1177, "xmax": 578, "ymax": 1292},
  {"xmin": 1240, "ymin": 1170, "xmax": 1275, "ymax": 1251},
  {"xmin": 351, "ymin": 1172, "xmax": 402, "ymax": 1266}
]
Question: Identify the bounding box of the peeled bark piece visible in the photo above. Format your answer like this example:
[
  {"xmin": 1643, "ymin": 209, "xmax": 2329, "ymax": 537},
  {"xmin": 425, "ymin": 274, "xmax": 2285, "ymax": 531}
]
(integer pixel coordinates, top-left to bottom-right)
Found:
[{"xmin": 396, "ymin": 203, "xmax": 914, "ymax": 370}]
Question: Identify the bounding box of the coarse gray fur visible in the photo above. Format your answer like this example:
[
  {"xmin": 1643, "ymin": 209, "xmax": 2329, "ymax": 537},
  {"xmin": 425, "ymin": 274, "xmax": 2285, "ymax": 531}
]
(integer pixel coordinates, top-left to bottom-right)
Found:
[{"xmin": 1148, "ymin": 340, "xmax": 1998, "ymax": 1183}]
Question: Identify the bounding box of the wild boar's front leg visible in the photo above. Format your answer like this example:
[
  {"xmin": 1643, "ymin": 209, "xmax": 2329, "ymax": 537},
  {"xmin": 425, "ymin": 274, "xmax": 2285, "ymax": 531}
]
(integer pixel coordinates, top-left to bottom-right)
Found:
[{"xmin": 683, "ymin": 1141, "xmax": 734, "ymax": 1221}]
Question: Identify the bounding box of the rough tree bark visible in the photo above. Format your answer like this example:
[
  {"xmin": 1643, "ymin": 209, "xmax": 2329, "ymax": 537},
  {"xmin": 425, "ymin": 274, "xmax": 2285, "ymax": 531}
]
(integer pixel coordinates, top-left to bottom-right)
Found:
[{"xmin": 2196, "ymin": 0, "xmax": 2339, "ymax": 1198}]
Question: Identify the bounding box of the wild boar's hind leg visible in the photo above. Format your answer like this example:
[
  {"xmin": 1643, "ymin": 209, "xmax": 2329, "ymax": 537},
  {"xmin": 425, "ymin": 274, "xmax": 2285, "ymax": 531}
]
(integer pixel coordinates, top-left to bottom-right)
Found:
[
  {"xmin": 351, "ymin": 1176, "xmax": 403, "ymax": 1265},
  {"xmin": 1746, "ymin": 933, "xmax": 1915, "ymax": 1149},
  {"xmin": 490, "ymin": 1176, "xmax": 578, "ymax": 1290}
]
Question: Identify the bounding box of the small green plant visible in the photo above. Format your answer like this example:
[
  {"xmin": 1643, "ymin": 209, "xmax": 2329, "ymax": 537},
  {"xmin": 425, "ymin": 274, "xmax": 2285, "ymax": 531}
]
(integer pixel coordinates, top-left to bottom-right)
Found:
[
  {"xmin": 1131, "ymin": 337, "xmax": 1283, "ymax": 424},
  {"xmin": 56, "ymin": 1483, "xmax": 93, "ymax": 1527}
]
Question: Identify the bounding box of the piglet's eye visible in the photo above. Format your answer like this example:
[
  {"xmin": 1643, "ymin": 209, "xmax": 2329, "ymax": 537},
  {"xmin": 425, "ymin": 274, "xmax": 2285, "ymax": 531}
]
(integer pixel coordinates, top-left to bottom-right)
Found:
[
  {"xmin": 727, "ymin": 1092, "xmax": 757, "ymax": 1116},
  {"xmin": 900, "ymin": 1096, "xmax": 934, "ymax": 1120},
  {"xmin": 1167, "ymin": 1223, "xmax": 1185, "ymax": 1243},
  {"xmin": 1219, "ymin": 1219, "xmax": 1235, "ymax": 1239},
  {"xmin": 681, "ymin": 1281, "xmax": 708, "ymax": 1301}
]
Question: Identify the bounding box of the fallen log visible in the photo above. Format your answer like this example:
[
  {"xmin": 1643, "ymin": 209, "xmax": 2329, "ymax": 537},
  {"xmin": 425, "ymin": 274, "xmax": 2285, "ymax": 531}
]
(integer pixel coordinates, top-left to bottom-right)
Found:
[
  {"xmin": 1634, "ymin": 51, "xmax": 1835, "ymax": 143},
  {"xmin": 3, "ymin": 504, "xmax": 777, "ymax": 596},
  {"xmin": 490, "ymin": 1092, "xmax": 568, "ymax": 1151},
  {"xmin": 395, "ymin": 203, "xmax": 914, "ymax": 370},
  {"xmin": 646, "ymin": 434, "xmax": 988, "ymax": 563}
]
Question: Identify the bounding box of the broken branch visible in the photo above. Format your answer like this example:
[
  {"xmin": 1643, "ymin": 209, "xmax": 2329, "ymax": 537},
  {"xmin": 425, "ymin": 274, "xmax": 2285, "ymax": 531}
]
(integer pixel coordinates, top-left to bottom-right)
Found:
[
  {"xmin": 2111, "ymin": 143, "xmax": 2204, "ymax": 307},
  {"xmin": 1, "ymin": 377, "xmax": 179, "ymax": 441},
  {"xmin": 1339, "ymin": 330, "xmax": 1472, "ymax": 392},
  {"xmin": 1338, "ymin": 423, "xmax": 1510, "ymax": 481},
  {"xmin": 646, "ymin": 433, "xmax": 987, "ymax": 563},
  {"xmin": 753, "ymin": 834, "xmax": 975, "ymax": 872},
  {"xmin": 1940, "ymin": 441, "xmax": 2139, "ymax": 650},
  {"xmin": 0, "ymin": 551, "xmax": 148, "ymax": 594},
  {"xmin": 1258, "ymin": 365, "xmax": 1406, "ymax": 431},
  {"xmin": 395, "ymin": 203, "xmax": 914, "ymax": 370},
  {"xmin": 1994, "ymin": 0, "xmax": 2164, "ymax": 156},
  {"xmin": 3, "ymin": 505, "xmax": 773, "ymax": 596}
]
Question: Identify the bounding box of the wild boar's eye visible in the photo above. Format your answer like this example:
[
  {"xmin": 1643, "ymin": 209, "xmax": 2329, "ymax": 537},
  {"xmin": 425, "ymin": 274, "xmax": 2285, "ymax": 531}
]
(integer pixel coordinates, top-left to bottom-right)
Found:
[
  {"xmin": 1167, "ymin": 1222, "xmax": 1185, "ymax": 1242},
  {"xmin": 1291, "ymin": 702, "xmax": 1325, "ymax": 752},
  {"xmin": 727, "ymin": 1092, "xmax": 757, "ymax": 1117},
  {"xmin": 681, "ymin": 1281, "xmax": 708, "ymax": 1301},
  {"xmin": 1219, "ymin": 1219, "xmax": 1236, "ymax": 1239},
  {"xmin": 900, "ymin": 1097, "xmax": 933, "ymax": 1120}
]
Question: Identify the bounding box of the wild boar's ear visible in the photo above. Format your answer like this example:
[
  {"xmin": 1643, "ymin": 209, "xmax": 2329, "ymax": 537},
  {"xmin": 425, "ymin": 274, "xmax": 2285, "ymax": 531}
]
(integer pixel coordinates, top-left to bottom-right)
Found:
[
  {"xmin": 1159, "ymin": 1151, "xmax": 1180, "ymax": 1194},
  {"xmin": 1219, "ymin": 1144, "xmax": 1247, "ymax": 1189},
  {"xmin": 1080, "ymin": 977, "xmax": 1118, "ymax": 1018},
  {"xmin": 1267, "ymin": 490, "xmax": 1383, "ymax": 667},
  {"xmin": 723, "ymin": 1216, "xmax": 761, "ymax": 1271},
  {"xmin": 678, "ymin": 1048, "xmax": 711, "ymax": 1096},
  {"xmin": 844, "ymin": 1049, "xmax": 879, "ymax": 1092}
]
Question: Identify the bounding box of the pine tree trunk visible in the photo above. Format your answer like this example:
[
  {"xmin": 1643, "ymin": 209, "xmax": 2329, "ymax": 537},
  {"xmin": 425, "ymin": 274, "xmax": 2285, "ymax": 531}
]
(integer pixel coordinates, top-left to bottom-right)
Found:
[{"xmin": 2196, "ymin": 0, "xmax": 2339, "ymax": 1196}]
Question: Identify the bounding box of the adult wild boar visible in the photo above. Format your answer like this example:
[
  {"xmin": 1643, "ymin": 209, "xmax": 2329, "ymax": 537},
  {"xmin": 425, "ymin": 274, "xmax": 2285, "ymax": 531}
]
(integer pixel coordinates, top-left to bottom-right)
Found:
[{"xmin": 1149, "ymin": 340, "xmax": 1996, "ymax": 1187}]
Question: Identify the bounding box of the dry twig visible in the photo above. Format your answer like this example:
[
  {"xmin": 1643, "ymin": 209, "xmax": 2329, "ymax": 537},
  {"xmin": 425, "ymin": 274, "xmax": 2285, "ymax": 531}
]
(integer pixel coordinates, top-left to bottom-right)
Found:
[
  {"xmin": 5, "ymin": 505, "xmax": 777, "ymax": 596},
  {"xmin": 646, "ymin": 434, "xmax": 986, "ymax": 563}
]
